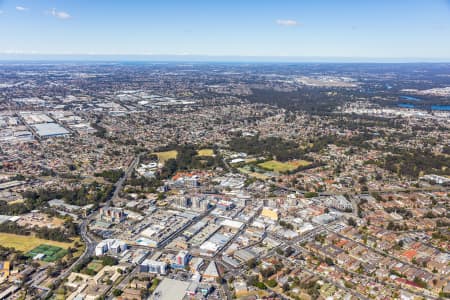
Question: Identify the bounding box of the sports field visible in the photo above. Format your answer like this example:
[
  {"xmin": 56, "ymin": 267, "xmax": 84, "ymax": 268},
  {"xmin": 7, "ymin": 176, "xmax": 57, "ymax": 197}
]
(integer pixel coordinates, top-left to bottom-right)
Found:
[
  {"xmin": 154, "ymin": 150, "xmax": 178, "ymax": 163},
  {"xmin": 197, "ymin": 149, "xmax": 214, "ymax": 156},
  {"xmin": 26, "ymin": 244, "xmax": 68, "ymax": 262},
  {"xmin": 0, "ymin": 233, "xmax": 73, "ymax": 252},
  {"xmin": 258, "ymin": 159, "xmax": 311, "ymax": 173}
]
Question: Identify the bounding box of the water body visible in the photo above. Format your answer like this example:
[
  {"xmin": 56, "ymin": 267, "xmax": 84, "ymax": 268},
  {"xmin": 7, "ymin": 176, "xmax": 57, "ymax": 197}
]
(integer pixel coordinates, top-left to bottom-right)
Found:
[
  {"xmin": 400, "ymin": 95, "xmax": 422, "ymax": 101},
  {"xmin": 397, "ymin": 104, "xmax": 450, "ymax": 111},
  {"xmin": 431, "ymin": 105, "xmax": 450, "ymax": 111},
  {"xmin": 398, "ymin": 103, "xmax": 415, "ymax": 108}
]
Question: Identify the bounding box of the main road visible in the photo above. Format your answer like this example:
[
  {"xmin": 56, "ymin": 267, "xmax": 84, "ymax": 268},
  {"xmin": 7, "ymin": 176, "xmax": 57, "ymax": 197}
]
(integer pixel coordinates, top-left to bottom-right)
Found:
[
  {"xmin": 42, "ymin": 153, "xmax": 142, "ymax": 299},
  {"xmin": 106, "ymin": 153, "xmax": 142, "ymax": 208}
]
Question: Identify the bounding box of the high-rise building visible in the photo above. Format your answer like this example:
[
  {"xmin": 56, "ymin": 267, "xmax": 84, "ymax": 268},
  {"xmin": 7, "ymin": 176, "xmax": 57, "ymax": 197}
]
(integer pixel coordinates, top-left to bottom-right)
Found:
[
  {"xmin": 95, "ymin": 239, "xmax": 128, "ymax": 256},
  {"xmin": 140, "ymin": 259, "xmax": 167, "ymax": 275},
  {"xmin": 99, "ymin": 207, "xmax": 126, "ymax": 223},
  {"xmin": 172, "ymin": 250, "xmax": 190, "ymax": 268}
]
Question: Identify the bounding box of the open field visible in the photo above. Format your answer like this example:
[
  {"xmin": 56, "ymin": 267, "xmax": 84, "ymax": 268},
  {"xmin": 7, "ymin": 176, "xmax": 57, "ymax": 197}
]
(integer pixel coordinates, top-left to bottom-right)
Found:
[
  {"xmin": 197, "ymin": 149, "xmax": 215, "ymax": 156},
  {"xmin": 7, "ymin": 199, "xmax": 24, "ymax": 205},
  {"xmin": 238, "ymin": 168, "xmax": 269, "ymax": 180},
  {"xmin": 17, "ymin": 212, "xmax": 66, "ymax": 228},
  {"xmin": 258, "ymin": 159, "xmax": 311, "ymax": 173},
  {"xmin": 154, "ymin": 150, "xmax": 178, "ymax": 163},
  {"xmin": 0, "ymin": 233, "xmax": 74, "ymax": 252}
]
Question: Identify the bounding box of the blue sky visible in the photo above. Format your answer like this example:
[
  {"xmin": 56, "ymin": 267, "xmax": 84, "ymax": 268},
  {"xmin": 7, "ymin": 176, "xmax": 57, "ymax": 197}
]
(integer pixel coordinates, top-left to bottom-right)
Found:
[{"xmin": 1, "ymin": 0, "xmax": 450, "ymax": 60}]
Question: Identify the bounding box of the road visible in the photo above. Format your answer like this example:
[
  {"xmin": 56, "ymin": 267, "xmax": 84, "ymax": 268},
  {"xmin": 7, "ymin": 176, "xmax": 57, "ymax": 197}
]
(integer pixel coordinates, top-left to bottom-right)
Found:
[
  {"xmin": 107, "ymin": 153, "xmax": 142, "ymax": 208},
  {"xmin": 41, "ymin": 154, "xmax": 142, "ymax": 299},
  {"xmin": 41, "ymin": 215, "xmax": 97, "ymax": 299}
]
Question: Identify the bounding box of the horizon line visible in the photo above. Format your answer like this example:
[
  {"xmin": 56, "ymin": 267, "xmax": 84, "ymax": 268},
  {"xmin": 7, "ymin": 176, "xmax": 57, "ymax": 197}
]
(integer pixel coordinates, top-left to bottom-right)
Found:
[{"xmin": 0, "ymin": 54, "xmax": 450, "ymax": 63}]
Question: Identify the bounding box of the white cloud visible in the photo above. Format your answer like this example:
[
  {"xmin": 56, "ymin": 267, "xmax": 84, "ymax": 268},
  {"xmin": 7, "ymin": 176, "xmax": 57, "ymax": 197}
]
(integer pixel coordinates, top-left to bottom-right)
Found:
[
  {"xmin": 276, "ymin": 19, "xmax": 299, "ymax": 26},
  {"xmin": 50, "ymin": 8, "xmax": 71, "ymax": 20},
  {"xmin": 16, "ymin": 6, "xmax": 28, "ymax": 11}
]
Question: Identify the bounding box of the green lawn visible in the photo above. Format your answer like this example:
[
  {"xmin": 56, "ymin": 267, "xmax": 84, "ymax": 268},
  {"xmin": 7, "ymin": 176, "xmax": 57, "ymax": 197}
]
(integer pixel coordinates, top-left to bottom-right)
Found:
[
  {"xmin": 87, "ymin": 260, "xmax": 104, "ymax": 273},
  {"xmin": 258, "ymin": 159, "xmax": 311, "ymax": 173},
  {"xmin": 150, "ymin": 278, "xmax": 161, "ymax": 292}
]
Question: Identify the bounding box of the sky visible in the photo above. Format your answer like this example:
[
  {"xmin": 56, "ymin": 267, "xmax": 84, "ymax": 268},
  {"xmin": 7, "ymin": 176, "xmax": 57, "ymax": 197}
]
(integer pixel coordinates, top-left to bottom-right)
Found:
[{"xmin": 1, "ymin": 0, "xmax": 450, "ymax": 61}]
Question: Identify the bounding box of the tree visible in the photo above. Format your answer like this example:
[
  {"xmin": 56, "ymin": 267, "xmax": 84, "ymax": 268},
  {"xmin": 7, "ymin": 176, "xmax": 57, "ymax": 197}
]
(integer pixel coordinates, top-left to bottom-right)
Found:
[
  {"xmin": 347, "ymin": 217, "xmax": 357, "ymax": 227},
  {"xmin": 246, "ymin": 258, "xmax": 257, "ymax": 269},
  {"xmin": 325, "ymin": 257, "xmax": 334, "ymax": 266},
  {"xmin": 358, "ymin": 176, "xmax": 367, "ymax": 184},
  {"xmin": 413, "ymin": 277, "xmax": 427, "ymax": 289},
  {"xmin": 304, "ymin": 192, "xmax": 318, "ymax": 198},
  {"xmin": 105, "ymin": 256, "xmax": 118, "ymax": 266},
  {"xmin": 387, "ymin": 221, "xmax": 395, "ymax": 230},
  {"xmin": 266, "ymin": 279, "xmax": 277, "ymax": 288},
  {"xmin": 260, "ymin": 267, "xmax": 275, "ymax": 279},
  {"xmin": 254, "ymin": 281, "xmax": 267, "ymax": 290}
]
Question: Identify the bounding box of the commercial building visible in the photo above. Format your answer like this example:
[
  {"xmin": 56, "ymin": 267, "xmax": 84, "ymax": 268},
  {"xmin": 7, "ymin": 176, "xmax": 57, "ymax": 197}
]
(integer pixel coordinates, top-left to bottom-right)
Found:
[
  {"xmin": 203, "ymin": 261, "xmax": 220, "ymax": 281},
  {"xmin": 0, "ymin": 261, "xmax": 10, "ymax": 281},
  {"xmin": 216, "ymin": 200, "xmax": 235, "ymax": 210},
  {"xmin": 191, "ymin": 196, "xmax": 209, "ymax": 211},
  {"xmin": 324, "ymin": 195, "xmax": 352, "ymax": 212},
  {"xmin": 421, "ymin": 174, "xmax": 450, "ymax": 185},
  {"xmin": 139, "ymin": 259, "xmax": 167, "ymax": 275},
  {"xmin": 99, "ymin": 207, "xmax": 126, "ymax": 223},
  {"xmin": 95, "ymin": 239, "xmax": 128, "ymax": 256},
  {"xmin": 234, "ymin": 249, "xmax": 258, "ymax": 263},
  {"xmin": 189, "ymin": 257, "xmax": 204, "ymax": 272},
  {"xmin": 150, "ymin": 278, "xmax": 190, "ymax": 300},
  {"xmin": 172, "ymin": 250, "xmax": 190, "ymax": 269}
]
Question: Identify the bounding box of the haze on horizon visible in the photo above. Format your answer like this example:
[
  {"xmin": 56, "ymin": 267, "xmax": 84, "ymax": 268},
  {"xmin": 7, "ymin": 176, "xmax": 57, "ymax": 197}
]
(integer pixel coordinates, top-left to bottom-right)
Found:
[{"xmin": 1, "ymin": 0, "xmax": 450, "ymax": 62}]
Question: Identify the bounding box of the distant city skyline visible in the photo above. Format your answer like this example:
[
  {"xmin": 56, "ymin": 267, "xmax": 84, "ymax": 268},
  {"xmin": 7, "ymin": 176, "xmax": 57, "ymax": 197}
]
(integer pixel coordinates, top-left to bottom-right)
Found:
[{"xmin": 1, "ymin": 0, "xmax": 450, "ymax": 61}]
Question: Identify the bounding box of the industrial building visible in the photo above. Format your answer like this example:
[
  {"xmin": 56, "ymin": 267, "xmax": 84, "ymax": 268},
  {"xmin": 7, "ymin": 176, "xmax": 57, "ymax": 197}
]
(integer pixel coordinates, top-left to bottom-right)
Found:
[{"xmin": 31, "ymin": 123, "xmax": 70, "ymax": 139}]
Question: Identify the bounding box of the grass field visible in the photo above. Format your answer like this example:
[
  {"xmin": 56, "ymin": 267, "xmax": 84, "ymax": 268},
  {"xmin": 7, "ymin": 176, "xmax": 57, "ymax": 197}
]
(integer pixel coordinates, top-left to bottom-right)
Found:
[
  {"xmin": 238, "ymin": 168, "xmax": 269, "ymax": 180},
  {"xmin": 150, "ymin": 278, "xmax": 161, "ymax": 293},
  {"xmin": 0, "ymin": 233, "xmax": 74, "ymax": 252},
  {"xmin": 154, "ymin": 150, "xmax": 178, "ymax": 163},
  {"xmin": 7, "ymin": 199, "xmax": 25, "ymax": 205},
  {"xmin": 87, "ymin": 260, "xmax": 104, "ymax": 273},
  {"xmin": 26, "ymin": 244, "xmax": 68, "ymax": 262},
  {"xmin": 197, "ymin": 149, "xmax": 215, "ymax": 156},
  {"xmin": 258, "ymin": 159, "xmax": 311, "ymax": 173}
]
